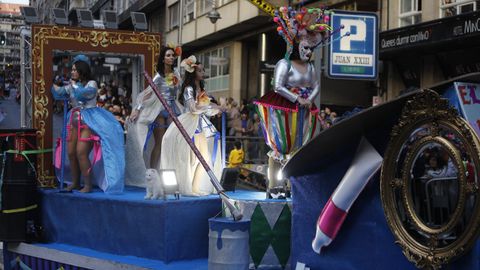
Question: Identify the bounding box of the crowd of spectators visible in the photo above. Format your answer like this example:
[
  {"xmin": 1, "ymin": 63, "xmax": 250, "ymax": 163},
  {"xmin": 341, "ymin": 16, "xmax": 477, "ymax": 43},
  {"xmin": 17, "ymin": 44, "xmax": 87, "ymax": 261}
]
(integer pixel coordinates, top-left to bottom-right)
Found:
[
  {"xmin": 96, "ymin": 80, "xmax": 131, "ymax": 130},
  {"xmin": 318, "ymin": 107, "xmax": 340, "ymax": 131},
  {"xmin": 217, "ymin": 96, "xmax": 341, "ymax": 164},
  {"xmin": 52, "ymin": 78, "xmax": 132, "ymax": 131}
]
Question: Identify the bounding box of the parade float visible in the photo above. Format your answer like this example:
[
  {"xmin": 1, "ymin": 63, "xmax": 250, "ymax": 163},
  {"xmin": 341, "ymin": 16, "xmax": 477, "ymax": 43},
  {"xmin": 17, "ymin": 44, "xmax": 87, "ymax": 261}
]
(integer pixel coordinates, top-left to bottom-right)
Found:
[{"xmin": 1, "ymin": 3, "xmax": 480, "ymax": 270}]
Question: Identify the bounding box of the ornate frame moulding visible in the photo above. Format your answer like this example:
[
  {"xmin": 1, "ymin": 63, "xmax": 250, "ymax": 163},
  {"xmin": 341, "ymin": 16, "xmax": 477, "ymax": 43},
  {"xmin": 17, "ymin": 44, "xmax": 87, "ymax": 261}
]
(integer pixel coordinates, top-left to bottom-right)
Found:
[
  {"xmin": 380, "ymin": 90, "xmax": 480, "ymax": 270},
  {"xmin": 31, "ymin": 25, "xmax": 160, "ymax": 186}
]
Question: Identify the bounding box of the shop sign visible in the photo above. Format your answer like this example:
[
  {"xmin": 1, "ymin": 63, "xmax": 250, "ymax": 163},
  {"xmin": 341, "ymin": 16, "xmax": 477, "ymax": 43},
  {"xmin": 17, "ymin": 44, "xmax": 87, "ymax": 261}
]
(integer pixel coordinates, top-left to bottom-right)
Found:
[
  {"xmin": 260, "ymin": 61, "xmax": 275, "ymax": 73},
  {"xmin": 380, "ymin": 11, "xmax": 480, "ymax": 53},
  {"xmin": 454, "ymin": 82, "xmax": 480, "ymax": 137}
]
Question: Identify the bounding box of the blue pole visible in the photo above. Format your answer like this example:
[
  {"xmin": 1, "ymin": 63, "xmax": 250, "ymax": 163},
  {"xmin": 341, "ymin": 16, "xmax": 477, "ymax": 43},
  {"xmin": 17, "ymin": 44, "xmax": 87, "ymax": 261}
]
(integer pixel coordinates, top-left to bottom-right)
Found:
[
  {"xmin": 59, "ymin": 99, "xmax": 68, "ymax": 190},
  {"xmin": 221, "ymin": 112, "xmax": 226, "ymax": 168}
]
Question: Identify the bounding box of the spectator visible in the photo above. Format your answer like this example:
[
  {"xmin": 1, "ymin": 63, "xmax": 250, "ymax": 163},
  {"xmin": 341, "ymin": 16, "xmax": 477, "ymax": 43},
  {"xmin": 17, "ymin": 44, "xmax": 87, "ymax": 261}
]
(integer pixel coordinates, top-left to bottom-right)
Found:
[
  {"xmin": 227, "ymin": 100, "xmax": 239, "ymax": 132},
  {"xmin": 251, "ymin": 113, "xmax": 264, "ymax": 161},
  {"xmin": 330, "ymin": 112, "xmax": 338, "ymax": 124},
  {"xmin": 112, "ymin": 105, "xmax": 122, "ymax": 114},
  {"xmin": 240, "ymin": 99, "xmax": 249, "ymax": 115},
  {"xmin": 318, "ymin": 110, "xmax": 327, "ymax": 130},
  {"xmin": 232, "ymin": 112, "xmax": 253, "ymax": 137},
  {"xmin": 227, "ymin": 97, "xmax": 234, "ymax": 108},
  {"xmin": 252, "ymin": 113, "xmax": 262, "ymax": 137},
  {"xmin": 325, "ymin": 107, "xmax": 332, "ymax": 119},
  {"xmin": 106, "ymin": 87, "xmax": 114, "ymax": 102},
  {"xmin": 228, "ymin": 141, "xmax": 244, "ymax": 168},
  {"xmin": 110, "ymin": 105, "xmax": 125, "ymax": 128},
  {"xmin": 424, "ymin": 153, "xmax": 448, "ymax": 178},
  {"xmin": 97, "ymin": 87, "xmax": 108, "ymax": 107},
  {"xmin": 117, "ymin": 95, "xmax": 128, "ymax": 107},
  {"xmin": 117, "ymin": 84, "xmax": 126, "ymax": 97},
  {"xmin": 229, "ymin": 101, "xmax": 240, "ymax": 121},
  {"xmin": 104, "ymin": 103, "xmax": 113, "ymax": 113},
  {"xmin": 325, "ymin": 120, "xmax": 332, "ymax": 129}
]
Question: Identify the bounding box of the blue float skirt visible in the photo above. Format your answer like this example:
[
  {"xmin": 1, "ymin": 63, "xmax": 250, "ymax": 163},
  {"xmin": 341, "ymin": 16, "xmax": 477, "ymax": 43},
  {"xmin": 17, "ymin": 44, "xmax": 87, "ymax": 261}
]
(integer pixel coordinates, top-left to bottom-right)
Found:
[{"xmin": 58, "ymin": 107, "xmax": 125, "ymax": 194}]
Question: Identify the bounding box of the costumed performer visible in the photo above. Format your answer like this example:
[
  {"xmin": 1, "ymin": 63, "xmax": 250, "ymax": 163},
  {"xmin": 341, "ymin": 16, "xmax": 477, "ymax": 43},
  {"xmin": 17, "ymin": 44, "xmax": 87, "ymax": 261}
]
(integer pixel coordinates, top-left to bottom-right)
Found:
[
  {"xmin": 160, "ymin": 55, "xmax": 223, "ymax": 196},
  {"xmin": 126, "ymin": 45, "xmax": 183, "ymax": 186},
  {"xmin": 255, "ymin": 6, "xmax": 333, "ymax": 196},
  {"xmin": 51, "ymin": 54, "xmax": 125, "ymax": 193}
]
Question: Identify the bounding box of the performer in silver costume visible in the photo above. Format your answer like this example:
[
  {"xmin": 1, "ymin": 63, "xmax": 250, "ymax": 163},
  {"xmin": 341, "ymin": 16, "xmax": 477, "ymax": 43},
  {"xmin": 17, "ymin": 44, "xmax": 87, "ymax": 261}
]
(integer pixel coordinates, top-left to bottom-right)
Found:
[
  {"xmin": 255, "ymin": 6, "xmax": 332, "ymax": 198},
  {"xmin": 125, "ymin": 45, "xmax": 183, "ymax": 186},
  {"xmin": 160, "ymin": 55, "xmax": 223, "ymax": 196},
  {"xmin": 273, "ymin": 55, "xmax": 320, "ymax": 105}
]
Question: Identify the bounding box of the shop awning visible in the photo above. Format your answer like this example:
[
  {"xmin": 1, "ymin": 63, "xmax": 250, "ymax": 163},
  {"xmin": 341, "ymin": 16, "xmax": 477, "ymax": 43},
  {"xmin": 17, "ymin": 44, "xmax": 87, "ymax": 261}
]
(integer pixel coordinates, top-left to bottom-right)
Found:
[{"xmin": 380, "ymin": 11, "xmax": 480, "ymax": 59}]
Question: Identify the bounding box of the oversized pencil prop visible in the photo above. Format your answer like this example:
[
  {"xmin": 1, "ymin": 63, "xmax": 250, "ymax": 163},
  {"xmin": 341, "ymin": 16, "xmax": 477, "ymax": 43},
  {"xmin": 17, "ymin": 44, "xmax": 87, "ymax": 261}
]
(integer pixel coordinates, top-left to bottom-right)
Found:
[
  {"xmin": 144, "ymin": 71, "xmax": 243, "ymax": 221},
  {"xmin": 312, "ymin": 137, "xmax": 383, "ymax": 253}
]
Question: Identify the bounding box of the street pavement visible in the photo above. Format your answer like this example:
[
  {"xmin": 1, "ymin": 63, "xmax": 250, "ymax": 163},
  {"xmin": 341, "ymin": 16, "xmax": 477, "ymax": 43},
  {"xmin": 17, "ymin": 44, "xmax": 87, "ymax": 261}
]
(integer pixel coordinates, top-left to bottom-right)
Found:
[
  {"xmin": 0, "ymin": 90, "xmax": 22, "ymax": 129},
  {"xmin": 0, "ymin": 90, "xmax": 63, "ymax": 143}
]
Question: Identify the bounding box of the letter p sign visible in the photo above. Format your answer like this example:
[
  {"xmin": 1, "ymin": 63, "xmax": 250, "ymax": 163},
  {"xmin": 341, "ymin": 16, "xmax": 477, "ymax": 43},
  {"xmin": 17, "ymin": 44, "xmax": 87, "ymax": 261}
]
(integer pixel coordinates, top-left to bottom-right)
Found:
[{"xmin": 340, "ymin": 19, "xmax": 366, "ymax": 51}]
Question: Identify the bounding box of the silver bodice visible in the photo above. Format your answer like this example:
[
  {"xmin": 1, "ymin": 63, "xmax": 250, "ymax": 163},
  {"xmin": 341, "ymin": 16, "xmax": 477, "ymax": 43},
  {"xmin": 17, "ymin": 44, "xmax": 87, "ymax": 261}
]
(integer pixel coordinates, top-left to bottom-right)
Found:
[
  {"xmin": 183, "ymin": 86, "xmax": 196, "ymax": 113},
  {"xmin": 183, "ymin": 86, "xmax": 217, "ymax": 137},
  {"xmin": 274, "ymin": 59, "xmax": 320, "ymax": 103},
  {"xmin": 153, "ymin": 69, "xmax": 181, "ymax": 101}
]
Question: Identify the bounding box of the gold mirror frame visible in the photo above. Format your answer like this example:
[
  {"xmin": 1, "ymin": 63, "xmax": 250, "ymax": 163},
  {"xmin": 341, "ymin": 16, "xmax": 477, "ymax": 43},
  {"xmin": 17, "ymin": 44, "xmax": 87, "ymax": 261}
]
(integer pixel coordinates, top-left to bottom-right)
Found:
[
  {"xmin": 31, "ymin": 25, "xmax": 160, "ymax": 186},
  {"xmin": 381, "ymin": 90, "xmax": 480, "ymax": 269}
]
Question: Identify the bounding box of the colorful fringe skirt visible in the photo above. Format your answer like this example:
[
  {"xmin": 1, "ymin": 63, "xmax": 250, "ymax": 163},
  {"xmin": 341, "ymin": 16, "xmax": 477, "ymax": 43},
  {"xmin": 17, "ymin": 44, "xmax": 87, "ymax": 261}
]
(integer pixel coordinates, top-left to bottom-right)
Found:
[{"xmin": 254, "ymin": 91, "xmax": 319, "ymax": 161}]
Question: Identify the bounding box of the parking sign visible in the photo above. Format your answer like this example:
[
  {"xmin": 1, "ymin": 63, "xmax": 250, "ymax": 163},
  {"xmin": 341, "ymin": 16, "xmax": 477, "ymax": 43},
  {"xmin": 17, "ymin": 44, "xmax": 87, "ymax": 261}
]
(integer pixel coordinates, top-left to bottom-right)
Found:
[{"xmin": 328, "ymin": 10, "xmax": 378, "ymax": 80}]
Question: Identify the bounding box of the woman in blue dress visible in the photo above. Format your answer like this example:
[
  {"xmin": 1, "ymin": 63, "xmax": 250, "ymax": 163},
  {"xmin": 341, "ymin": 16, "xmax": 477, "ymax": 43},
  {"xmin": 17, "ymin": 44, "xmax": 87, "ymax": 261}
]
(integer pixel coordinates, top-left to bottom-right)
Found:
[{"xmin": 52, "ymin": 55, "xmax": 125, "ymax": 193}]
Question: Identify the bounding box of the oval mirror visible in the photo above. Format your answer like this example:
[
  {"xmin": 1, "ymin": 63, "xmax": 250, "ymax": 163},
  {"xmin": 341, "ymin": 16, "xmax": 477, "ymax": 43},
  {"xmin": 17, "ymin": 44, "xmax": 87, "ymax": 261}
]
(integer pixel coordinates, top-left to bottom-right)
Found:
[
  {"xmin": 381, "ymin": 90, "xmax": 480, "ymax": 269},
  {"xmin": 409, "ymin": 141, "xmax": 460, "ymax": 229}
]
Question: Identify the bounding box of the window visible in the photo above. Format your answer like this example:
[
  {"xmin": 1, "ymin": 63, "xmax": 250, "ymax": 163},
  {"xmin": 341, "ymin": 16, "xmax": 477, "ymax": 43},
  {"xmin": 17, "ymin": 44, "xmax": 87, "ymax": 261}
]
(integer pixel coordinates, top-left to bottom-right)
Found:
[
  {"xmin": 169, "ymin": 3, "xmax": 179, "ymax": 29},
  {"xmin": 198, "ymin": 46, "xmax": 231, "ymax": 92},
  {"xmin": 184, "ymin": 0, "xmax": 195, "ymax": 23},
  {"xmin": 399, "ymin": 0, "xmax": 422, "ymax": 26},
  {"xmin": 198, "ymin": 0, "xmax": 213, "ymax": 15},
  {"xmin": 440, "ymin": 0, "xmax": 479, "ymax": 17}
]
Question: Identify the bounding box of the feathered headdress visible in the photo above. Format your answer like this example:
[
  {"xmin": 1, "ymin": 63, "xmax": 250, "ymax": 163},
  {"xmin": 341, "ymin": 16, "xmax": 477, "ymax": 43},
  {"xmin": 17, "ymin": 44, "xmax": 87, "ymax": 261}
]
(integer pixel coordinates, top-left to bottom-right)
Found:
[{"xmin": 274, "ymin": 6, "xmax": 349, "ymax": 59}]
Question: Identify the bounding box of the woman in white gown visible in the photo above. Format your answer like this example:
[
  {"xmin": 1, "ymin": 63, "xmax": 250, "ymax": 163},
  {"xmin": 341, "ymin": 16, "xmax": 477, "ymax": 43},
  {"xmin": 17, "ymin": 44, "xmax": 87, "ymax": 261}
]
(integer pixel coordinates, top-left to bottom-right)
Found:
[
  {"xmin": 125, "ymin": 46, "xmax": 183, "ymax": 186},
  {"xmin": 161, "ymin": 55, "xmax": 223, "ymax": 196}
]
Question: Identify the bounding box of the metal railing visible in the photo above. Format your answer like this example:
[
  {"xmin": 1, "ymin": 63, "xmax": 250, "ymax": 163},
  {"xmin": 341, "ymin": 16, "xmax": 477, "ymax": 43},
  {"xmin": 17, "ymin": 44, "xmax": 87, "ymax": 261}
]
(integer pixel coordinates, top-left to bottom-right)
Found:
[
  {"xmin": 218, "ymin": 112, "xmax": 269, "ymax": 167},
  {"xmin": 423, "ymin": 176, "xmax": 458, "ymax": 227},
  {"xmin": 224, "ymin": 136, "xmax": 268, "ymax": 165}
]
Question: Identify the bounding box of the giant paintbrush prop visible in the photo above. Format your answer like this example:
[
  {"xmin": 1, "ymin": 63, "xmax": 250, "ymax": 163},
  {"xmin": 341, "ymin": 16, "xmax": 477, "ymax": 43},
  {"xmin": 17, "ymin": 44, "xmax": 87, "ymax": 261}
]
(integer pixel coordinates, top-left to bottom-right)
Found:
[{"xmin": 144, "ymin": 71, "xmax": 243, "ymax": 221}]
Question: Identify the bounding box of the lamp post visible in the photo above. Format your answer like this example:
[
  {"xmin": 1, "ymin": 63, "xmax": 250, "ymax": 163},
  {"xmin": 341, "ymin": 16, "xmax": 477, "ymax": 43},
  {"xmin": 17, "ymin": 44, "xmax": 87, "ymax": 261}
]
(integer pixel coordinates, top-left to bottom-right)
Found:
[
  {"xmin": 177, "ymin": 0, "xmax": 184, "ymax": 68},
  {"xmin": 177, "ymin": 0, "xmax": 221, "ymax": 67}
]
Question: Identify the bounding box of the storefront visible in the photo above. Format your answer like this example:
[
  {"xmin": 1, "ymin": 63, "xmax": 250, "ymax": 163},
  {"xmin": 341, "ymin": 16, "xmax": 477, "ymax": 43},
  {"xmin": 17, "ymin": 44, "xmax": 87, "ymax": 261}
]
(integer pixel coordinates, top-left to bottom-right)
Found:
[{"xmin": 380, "ymin": 10, "xmax": 480, "ymax": 100}]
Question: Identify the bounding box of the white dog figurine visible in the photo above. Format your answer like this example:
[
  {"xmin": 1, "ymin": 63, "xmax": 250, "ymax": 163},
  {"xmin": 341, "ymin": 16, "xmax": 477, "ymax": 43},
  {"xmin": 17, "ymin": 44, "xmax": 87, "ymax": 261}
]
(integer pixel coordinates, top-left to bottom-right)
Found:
[{"xmin": 144, "ymin": 169, "xmax": 165, "ymax": 200}]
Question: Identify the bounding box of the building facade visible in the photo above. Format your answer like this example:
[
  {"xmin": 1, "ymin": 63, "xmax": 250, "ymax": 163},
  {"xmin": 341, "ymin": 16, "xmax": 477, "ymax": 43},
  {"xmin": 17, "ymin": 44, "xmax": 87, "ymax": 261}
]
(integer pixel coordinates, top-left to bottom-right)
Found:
[
  {"xmin": 29, "ymin": 0, "xmax": 380, "ymax": 109},
  {"xmin": 162, "ymin": 0, "xmax": 379, "ymax": 108},
  {"xmin": 0, "ymin": 3, "xmax": 25, "ymax": 88},
  {"xmin": 379, "ymin": 0, "xmax": 480, "ymax": 100}
]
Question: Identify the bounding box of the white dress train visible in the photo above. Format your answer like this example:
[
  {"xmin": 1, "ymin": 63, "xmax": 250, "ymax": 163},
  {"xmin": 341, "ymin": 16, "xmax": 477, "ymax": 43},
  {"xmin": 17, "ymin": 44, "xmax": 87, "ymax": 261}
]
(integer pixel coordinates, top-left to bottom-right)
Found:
[{"xmin": 160, "ymin": 87, "xmax": 221, "ymax": 196}]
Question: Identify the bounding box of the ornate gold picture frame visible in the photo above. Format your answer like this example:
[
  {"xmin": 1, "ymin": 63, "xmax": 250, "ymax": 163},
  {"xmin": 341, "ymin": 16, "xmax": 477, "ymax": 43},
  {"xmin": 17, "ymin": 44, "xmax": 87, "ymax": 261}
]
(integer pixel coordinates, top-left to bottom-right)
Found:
[
  {"xmin": 31, "ymin": 25, "xmax": 160, "ymax": 186},
  {"xmin": 381, "ymin": 90, "xmax": 480, "ymax": 269}
]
